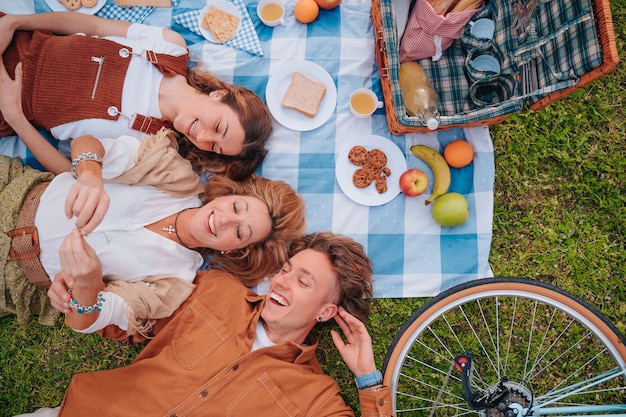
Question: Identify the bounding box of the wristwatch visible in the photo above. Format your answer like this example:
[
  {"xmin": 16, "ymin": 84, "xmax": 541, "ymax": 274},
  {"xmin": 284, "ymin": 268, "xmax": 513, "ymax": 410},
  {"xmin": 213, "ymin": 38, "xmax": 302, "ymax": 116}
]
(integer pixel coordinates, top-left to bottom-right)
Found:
[{"xmin": 355, "ymin": 370, "xmax": 383, "ymax": 390}]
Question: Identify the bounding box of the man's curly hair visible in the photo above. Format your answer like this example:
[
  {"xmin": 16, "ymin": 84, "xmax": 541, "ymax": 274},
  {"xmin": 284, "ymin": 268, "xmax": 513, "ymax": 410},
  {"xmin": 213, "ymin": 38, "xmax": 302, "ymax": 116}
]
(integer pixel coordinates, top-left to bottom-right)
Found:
[{"xmin": 288, "ymin": 232, "xmax": 373, "ymax": 324}]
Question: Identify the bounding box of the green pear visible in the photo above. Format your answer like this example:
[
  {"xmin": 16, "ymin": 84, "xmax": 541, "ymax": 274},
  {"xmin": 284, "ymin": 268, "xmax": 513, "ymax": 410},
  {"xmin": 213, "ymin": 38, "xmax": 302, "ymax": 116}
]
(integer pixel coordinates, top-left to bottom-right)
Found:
[{"xmin": 431, "ymin": 192, "xmax": 469, "ymax": 227}]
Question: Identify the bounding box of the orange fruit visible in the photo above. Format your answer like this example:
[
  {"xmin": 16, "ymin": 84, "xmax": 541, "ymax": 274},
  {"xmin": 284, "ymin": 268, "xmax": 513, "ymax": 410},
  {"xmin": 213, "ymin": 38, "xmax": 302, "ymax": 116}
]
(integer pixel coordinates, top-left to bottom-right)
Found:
[
  {"xmin": 443, "ymin": 140, "xmax": 474, "ymax": 168},
  {"xmin": 294, "ymin": 0, "xmax": 319, "ymax": 23}
]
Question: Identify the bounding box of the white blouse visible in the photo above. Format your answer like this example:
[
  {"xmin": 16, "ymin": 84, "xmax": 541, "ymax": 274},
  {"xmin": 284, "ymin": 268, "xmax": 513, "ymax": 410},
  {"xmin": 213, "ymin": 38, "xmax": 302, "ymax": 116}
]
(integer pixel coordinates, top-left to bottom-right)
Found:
[{"xmin": 34, "ymin": 135, "xmax": 203, "ymax": 332}]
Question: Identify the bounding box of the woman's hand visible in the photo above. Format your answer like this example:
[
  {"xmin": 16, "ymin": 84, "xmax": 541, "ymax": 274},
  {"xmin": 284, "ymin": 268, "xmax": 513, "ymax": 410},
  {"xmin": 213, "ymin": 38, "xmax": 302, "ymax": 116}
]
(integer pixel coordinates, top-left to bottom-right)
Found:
[
  {"xmin": 330, "ymin": 306, "xmax": 378, "ymax": 377},
  {"xmin": 52, "ymin": 229, "xmax": 105, "ymax": 329},
  {"xmin": 48, "ymin": 271, "xmax": 75, "ymax": 314},
  {"xmin": 65, "ymin": 135, "xmax": 109, "ymax": 234},
  {"xmin": 0, "ymin": 14, "xmax": 18, "ymax": 57},
  {"xmin": 0, "ymin": 59, "xmax": 25, "ymax": 127},
  {"xmin": 57, "ymin": 229, "xmax": 103, "ymax": 289},
  {"xmin": 65, "ymin": 170, "xmax": 110, "ymax": 235}
]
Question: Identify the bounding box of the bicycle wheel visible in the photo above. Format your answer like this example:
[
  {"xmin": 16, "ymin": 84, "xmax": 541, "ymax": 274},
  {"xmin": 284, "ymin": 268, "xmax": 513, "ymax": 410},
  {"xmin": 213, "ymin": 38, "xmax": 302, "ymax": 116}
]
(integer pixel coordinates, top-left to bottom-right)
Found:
[{"xmin": 383, "ymin": 277, "xmax": 626, "ymax": 416}]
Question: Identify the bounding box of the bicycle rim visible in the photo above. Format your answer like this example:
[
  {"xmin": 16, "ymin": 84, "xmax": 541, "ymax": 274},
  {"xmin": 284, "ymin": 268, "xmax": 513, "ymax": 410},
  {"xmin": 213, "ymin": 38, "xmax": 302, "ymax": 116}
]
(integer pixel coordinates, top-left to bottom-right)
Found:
[{"xmin": 383, "ymin": 277, "xmax": 626, "ymax": 416}]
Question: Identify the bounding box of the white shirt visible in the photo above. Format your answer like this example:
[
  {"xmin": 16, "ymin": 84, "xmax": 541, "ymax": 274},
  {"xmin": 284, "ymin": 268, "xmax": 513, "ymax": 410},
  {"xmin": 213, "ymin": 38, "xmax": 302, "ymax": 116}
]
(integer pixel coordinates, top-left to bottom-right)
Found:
[
  {"xmin": 34, "ymin": 136, "xmax": 203, "ymax": 332},
  {"xmin": 35, "ymin": 135, "xmax": 203, "ymax": 282},
  {"xmin": 50, "ymin": 24, "xmax": 187, "ymax": 142}
]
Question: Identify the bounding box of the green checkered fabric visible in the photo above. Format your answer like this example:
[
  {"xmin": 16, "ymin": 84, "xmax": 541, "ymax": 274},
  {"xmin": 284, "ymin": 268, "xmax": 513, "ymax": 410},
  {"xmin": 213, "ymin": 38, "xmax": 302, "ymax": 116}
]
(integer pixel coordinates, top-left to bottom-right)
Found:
[{"xmin": 380, "ymin": 0, "xmax": 604, "ymax": 128}]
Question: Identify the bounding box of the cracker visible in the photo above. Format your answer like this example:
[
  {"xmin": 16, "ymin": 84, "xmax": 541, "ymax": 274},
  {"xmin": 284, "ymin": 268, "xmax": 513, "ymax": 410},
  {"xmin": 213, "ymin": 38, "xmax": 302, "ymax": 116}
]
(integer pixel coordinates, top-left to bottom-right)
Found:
[
  {"xmin": 81, "ymin": 0, "xmax": 98, "ymax": 7},
  {"xmin": 201, "ymin": 6, "xmax": 240, "ymax": 43}
]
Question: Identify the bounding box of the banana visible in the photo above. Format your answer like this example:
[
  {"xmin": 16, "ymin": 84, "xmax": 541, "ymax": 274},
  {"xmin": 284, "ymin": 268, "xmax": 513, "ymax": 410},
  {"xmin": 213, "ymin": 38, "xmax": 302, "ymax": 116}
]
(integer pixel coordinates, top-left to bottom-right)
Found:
[{"xmin": 410, "ymin": 144, "xmax": 450, "ymax": 205}]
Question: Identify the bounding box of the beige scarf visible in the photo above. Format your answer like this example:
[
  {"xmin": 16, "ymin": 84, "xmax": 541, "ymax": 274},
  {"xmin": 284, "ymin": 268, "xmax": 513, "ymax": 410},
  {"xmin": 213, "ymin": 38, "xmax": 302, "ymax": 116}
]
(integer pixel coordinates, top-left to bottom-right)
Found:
[
  {"xmin": 106, "ymin": 275, "xmax": 196, "ymax": 337},
  {"xmin": 110, "ymin": 127, "xmax": 205, "ymax": 197}
]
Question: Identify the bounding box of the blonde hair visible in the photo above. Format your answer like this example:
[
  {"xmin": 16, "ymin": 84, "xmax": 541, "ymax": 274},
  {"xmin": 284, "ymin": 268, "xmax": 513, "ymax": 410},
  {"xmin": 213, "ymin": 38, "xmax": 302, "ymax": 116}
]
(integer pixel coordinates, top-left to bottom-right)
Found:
[
  {"xmin": 178, "ymin": 65, "xmax": 272, "ymax": 181},
  {"xmin": 201, "ymin": 174, "xmax": 307, "ymax": 286}
]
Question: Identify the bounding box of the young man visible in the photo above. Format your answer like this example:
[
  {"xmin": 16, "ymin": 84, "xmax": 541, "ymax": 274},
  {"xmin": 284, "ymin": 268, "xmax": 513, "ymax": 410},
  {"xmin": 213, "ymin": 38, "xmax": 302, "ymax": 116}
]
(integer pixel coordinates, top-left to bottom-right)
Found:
[{"xmin": 21, "ymin": 232, "xmax": 394, "ymax": 416}]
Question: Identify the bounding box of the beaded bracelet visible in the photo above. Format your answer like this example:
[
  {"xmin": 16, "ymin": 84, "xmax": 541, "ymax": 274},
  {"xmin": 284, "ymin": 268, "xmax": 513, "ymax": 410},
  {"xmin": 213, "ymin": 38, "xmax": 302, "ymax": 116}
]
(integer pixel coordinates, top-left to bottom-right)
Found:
[
  {"xmin": 71, "ymin": 152, "xmax": 103, "ymax": 178},
  {"xmin": 69, "ymin": 291, "xmax": 105, "ymax": 314}
]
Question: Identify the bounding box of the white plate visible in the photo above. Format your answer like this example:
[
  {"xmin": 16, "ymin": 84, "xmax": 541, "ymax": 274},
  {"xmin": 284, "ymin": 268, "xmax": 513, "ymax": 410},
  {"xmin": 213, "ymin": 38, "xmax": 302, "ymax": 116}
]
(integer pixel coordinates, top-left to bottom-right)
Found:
[
  {"xmin": 198, "ymin": 0, "xmax": 242, "ymax": 44},
  {"xmin": 44, "ymin": 0, "xmax": 106, "ymax": 14},
  {"xmin": 265, "ymin": 60, "xmax": 337, "ymax": 131},
  {"xmin": 336, "ymin": 135, "xmax": 407, "ymax": 206}
]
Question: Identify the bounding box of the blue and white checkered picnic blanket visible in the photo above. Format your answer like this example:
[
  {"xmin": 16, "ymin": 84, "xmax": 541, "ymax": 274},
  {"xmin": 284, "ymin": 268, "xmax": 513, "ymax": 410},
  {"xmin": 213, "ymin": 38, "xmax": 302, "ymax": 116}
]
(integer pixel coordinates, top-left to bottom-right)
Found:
[{"xmin": 4, "ymin": 0, "xmax": 495, "ymax": 297}]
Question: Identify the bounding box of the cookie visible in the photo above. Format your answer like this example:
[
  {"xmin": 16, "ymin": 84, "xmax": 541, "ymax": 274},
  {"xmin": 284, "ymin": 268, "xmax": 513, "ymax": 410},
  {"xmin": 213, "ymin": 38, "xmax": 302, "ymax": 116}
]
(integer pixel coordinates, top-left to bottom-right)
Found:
[
  {"xmin": 352, "ymin": 168, "xmax": 375, "ymax": 189},
  {"xmin": 383, "ymin": 167, "xmax": 391, "ymax": 177},
  {"xmin": 368, "ymin": 149, "xmax": 388, "ymax": 168},
  {"xmin": 361, "ymin": 163, "xmax": 382, "ymax": 181},
  {"xmin": 375, "ymin": 175, "xmax": 388, "ymax": 194},
  {"xmin": 82, "ymin": 0, "xmax": 98, "ymax": 7},
  {"xmin": 58, "ymin": 0, "xmax": 82, "ymax": 10},
  {"xmin": 348, "ymin": 146, "xmax": 369, "ymax": 166}
]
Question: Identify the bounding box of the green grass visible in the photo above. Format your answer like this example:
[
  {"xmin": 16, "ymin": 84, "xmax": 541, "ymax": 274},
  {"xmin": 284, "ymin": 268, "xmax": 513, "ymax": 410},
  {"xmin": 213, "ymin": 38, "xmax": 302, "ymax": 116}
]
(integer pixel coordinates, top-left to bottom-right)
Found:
[{"xmin": 1, "ymin": 1, "xmax": 625, "ymax": 414}]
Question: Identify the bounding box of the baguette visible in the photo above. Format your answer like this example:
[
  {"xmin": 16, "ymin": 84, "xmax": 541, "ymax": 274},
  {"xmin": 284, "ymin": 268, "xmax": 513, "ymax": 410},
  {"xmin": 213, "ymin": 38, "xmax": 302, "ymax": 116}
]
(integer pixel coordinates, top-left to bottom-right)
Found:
[
  {"xmin": 281, "ymin": 72, "xmax": 327, "ymax": 118},
  {"xmin": 427, "ymin": 0, "xmax": 456, "ymax": 15},
  {"xmin": 450, "ymin": 0, "xmax": 483, "ymax": 12}
]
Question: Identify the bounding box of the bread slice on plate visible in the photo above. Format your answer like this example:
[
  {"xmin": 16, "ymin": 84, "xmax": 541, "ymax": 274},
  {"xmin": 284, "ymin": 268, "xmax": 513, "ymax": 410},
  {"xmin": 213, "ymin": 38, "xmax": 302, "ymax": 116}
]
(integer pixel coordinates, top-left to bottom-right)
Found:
[{"xmin": 281, "ymin": 72, "xmax": 327, "ymax": 118}]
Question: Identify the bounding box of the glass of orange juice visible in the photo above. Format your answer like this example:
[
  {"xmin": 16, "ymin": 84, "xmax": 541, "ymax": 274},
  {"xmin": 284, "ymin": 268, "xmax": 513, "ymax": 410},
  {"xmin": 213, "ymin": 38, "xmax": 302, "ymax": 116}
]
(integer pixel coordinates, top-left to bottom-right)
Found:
[
  {"xmin": 349, "ymin": 88, "xmax": 383, "ymax": 118},
  {"xmin": 258, "ymin": 0, "xmax": 286, "ymax": 27}
]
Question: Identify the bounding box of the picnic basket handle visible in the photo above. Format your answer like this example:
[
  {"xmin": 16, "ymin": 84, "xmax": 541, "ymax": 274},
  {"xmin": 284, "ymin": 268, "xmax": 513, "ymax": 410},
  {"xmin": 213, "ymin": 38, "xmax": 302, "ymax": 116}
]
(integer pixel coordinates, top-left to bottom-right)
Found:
[{"xmin": 371, "ymin": 0, "xmax": 389, "ymax": 81}]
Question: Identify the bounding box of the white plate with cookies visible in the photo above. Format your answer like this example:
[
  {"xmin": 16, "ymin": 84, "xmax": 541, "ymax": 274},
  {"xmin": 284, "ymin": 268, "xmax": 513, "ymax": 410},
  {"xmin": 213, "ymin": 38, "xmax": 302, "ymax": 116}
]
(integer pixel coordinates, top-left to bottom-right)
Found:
[
  {"xmin": 198, "ymin": 0, "xmax": 242, "ymax": 44},
  {"xmin": 265, "ymin": 60, "xmax": 337, "ymax": 131},
  {"xmin": 335, "ymin": 135, "xmax": 407, "ymax": 206},
  {"xmin": 46, "ymin": 0, "xmax": 107, "ymax": 14}
]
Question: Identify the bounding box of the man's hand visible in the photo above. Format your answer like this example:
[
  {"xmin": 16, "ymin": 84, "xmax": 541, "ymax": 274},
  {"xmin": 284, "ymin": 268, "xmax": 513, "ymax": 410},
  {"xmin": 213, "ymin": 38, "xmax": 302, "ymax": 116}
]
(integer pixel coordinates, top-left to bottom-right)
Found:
[{"xmin": 330, "ymin": 306, "xmax": 378, "ymax": 378}]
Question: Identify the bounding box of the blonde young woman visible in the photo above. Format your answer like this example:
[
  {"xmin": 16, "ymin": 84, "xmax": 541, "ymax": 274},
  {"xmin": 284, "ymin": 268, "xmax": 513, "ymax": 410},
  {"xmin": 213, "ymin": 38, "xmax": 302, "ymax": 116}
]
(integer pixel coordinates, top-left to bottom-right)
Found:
[
  {"xmin": 1, "ymin": 131, "xmax": 306, "ymax": 333},
  {"xmin": 0, "ymin": 11, "xmax": 271, "ymax": 181}
]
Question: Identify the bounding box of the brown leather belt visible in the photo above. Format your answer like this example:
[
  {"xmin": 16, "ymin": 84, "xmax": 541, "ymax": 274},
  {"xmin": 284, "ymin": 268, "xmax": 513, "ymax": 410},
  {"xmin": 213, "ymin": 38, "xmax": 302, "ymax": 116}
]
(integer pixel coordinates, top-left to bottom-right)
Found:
[{"xmin": 8, "ymin": 181, "xmax": 50, "ymax": 287}]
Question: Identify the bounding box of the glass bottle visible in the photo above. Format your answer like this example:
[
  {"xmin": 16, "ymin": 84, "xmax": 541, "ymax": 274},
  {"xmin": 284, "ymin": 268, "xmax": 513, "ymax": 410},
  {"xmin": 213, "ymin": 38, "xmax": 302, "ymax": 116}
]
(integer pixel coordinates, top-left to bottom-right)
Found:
[{"xmin": 399, "ymin": 61, "xmax": 440, "ymax": 130}]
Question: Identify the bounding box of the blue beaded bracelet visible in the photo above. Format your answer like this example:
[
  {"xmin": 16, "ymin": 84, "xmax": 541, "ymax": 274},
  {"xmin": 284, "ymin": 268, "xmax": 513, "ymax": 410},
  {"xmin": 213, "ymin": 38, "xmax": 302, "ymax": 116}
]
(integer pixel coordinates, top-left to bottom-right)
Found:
[
  {"xmin": 69, "ymin": 291, "xmax": 105, "ymax": 314},
  {"xmin": 355, "ymin": 370, "xmax": 383, "ymax": 389}
]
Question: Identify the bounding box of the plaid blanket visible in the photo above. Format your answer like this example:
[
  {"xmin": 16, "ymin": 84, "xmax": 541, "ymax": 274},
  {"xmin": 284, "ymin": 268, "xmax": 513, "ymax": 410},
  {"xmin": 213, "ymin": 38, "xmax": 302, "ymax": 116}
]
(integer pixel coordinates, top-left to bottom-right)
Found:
[{"xmin": 3, "ymin": 0, "xmax": 496, "ymax": 297}]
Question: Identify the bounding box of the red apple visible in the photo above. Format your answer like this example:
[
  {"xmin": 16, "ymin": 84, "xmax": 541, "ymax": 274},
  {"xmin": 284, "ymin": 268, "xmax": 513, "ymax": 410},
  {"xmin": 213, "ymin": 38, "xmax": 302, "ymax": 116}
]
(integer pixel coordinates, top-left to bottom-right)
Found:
[
  {"xmin": 399, "ymin": 168, "xmax": 428, "ymax": 197},
  {"xmin": 314, "ymin": 0, "xmax": 340, "ymax": 10}
]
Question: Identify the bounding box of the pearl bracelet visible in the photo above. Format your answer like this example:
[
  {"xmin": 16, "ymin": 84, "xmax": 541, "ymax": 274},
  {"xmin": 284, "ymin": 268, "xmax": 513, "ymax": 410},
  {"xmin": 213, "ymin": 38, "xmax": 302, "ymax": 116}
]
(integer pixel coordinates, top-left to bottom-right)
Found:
[
  {"xmin": 71, "ymin": 152, "xmax": 103, "ymax": 178},
  {"xmin": 69, "ymin": 291, "xmax": 105, "ymax": 314}
]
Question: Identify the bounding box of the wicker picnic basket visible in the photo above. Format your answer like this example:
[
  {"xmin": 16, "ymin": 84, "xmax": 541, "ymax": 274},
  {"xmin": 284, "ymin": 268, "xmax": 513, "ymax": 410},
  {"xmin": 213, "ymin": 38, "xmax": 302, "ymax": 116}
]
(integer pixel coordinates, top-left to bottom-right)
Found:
[{"xmin": 372, "ymin": 0, "xmax": 619, "ymax": 134}]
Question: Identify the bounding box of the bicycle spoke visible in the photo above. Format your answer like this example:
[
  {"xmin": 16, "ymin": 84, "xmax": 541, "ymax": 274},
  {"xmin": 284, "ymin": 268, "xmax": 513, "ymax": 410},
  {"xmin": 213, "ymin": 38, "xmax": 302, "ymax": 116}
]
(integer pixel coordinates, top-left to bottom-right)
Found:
[{"xmin": 384, "ymin": 278, "xmax": 626, "ymax": 417}]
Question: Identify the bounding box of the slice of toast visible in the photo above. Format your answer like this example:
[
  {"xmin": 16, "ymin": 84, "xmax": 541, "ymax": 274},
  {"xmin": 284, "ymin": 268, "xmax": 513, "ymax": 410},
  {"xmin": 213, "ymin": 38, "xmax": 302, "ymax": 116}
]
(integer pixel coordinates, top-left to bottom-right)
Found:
[{"xmin": 281, "ymin": 72, "xmax": 327, "ymax": 118}]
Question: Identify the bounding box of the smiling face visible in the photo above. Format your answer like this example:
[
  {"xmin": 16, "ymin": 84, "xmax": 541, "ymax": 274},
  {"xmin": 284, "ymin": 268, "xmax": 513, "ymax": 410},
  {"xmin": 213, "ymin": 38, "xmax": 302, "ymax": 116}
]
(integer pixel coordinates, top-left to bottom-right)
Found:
[
  {"xmin": 188, "ymin": 195, "xmax": 272, "ymax": 251},
  {"xmin": 174, "ymin": 90, "xmax": 246, "ymax": 156},
  {"xmin": 261, "ymin": 249, "xmax": 340, "ymax": 345}
]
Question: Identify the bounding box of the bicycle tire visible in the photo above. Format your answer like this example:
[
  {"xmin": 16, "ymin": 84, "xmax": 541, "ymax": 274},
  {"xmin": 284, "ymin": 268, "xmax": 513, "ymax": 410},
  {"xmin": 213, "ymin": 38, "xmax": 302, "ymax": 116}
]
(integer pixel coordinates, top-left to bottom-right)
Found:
[{"xmin": 383, "ymin": 277, "xmax": 626, "ymax": 416}]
